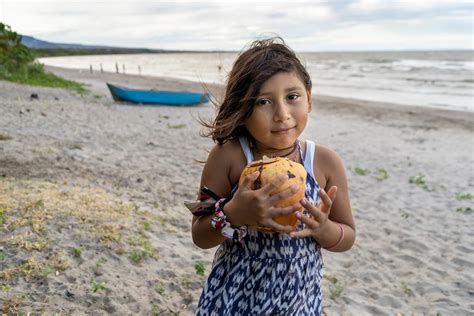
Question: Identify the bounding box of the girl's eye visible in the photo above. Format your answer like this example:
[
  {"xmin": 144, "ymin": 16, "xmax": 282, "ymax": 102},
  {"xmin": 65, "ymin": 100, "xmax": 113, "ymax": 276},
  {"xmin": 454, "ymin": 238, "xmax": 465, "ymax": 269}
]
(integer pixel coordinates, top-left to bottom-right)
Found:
[
  {"xmin": 288, "ymin": 94, "xmax": 299, "ymax": 101},
  {"xmin": 256, "ymin": 99, "xmax": 271, "ymax": 106}
]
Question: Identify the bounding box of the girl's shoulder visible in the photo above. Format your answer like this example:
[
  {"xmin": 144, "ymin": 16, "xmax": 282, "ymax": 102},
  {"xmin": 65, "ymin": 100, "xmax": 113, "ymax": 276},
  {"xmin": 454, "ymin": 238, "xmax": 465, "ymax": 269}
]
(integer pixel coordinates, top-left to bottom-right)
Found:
[
  {"xmin": 314, "ymin": 143, "xmax": 341, "ymax": 161},
  {"xmin": 314, "ymin": 143, "xmax": 344, "ymax": 166},
  {"xmin": 205, "ymin": 139, "xmax": 248, "ymax": 183},
  {"xmin": 313, "ymin": 143, "xmax": 346, "ymax": 181},
  {"xmin": 208, "ymin": 138, "xmax": 245, "ymax": 162}
]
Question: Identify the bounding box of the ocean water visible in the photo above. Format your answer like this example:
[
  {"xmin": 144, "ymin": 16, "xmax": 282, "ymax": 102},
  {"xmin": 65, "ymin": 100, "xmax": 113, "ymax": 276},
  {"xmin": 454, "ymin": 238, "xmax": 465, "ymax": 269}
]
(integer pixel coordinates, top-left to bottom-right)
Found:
[{"xmin": 39, "ymin": 50, "xmax": 473, "ymax": 111}]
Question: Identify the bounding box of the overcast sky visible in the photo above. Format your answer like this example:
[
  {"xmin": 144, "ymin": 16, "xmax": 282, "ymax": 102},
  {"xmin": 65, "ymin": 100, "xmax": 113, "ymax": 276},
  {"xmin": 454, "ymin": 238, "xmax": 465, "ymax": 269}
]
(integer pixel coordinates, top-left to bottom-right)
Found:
[{"xmin": 1, "ymin": 0, "xmax": 472, "ymax": 52}]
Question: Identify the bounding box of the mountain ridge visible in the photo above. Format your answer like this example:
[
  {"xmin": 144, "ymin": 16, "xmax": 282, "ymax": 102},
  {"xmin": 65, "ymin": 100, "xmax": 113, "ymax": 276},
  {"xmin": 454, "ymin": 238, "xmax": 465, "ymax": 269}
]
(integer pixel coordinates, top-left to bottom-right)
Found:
[{"xmin": 20, "ymin": 35, "xmax": 167, "ymax": 52}]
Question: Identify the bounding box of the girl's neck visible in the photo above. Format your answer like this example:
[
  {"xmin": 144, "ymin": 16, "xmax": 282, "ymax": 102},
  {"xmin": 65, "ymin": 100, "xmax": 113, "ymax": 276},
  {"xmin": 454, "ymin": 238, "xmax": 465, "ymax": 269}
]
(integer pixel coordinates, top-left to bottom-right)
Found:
[{"xmin": 250, "ymin": 139, "xmax": 300, "ymax": 161}]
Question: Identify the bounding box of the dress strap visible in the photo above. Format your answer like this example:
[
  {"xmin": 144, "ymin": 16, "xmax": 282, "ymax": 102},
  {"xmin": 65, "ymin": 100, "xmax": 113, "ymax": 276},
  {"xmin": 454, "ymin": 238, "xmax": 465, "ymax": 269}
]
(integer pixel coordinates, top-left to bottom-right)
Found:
[
  {"xmin": 238, "ymin": 137, "xmax": 254, "ymax": 164},
  {"xmin": 303, "ymin": 140, "xmax": 316, "ymax": 180},
  {"xmin": 297, "ymin": 139, "xmax": 303, "ymax": 162}
]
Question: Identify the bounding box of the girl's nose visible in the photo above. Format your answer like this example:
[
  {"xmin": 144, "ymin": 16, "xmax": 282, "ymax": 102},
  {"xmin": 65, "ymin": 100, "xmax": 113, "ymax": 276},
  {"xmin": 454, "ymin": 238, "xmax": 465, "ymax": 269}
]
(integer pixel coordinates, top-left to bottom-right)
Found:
[{"xmin": 273, "ymin": 101, "xmax": 291, "ymax": 122}]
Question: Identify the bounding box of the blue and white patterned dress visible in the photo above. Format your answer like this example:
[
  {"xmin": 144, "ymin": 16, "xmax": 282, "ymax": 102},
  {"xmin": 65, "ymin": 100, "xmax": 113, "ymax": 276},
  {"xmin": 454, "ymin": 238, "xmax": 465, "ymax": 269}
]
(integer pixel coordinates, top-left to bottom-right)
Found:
[{"xmin": 196, "ymin": 137, "xmax": 323, "ymax": 315}]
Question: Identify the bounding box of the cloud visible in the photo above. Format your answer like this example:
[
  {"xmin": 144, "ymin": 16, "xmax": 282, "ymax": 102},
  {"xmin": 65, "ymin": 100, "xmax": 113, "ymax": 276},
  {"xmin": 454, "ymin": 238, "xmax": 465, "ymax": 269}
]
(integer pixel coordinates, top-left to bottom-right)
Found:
[
  {"xmin": 1, "ymin": 0, "xmax": 472, "ymax": 51},
  {"xmin": 348, "ymin": 0, "xmax": 471, "ymax": 12}
]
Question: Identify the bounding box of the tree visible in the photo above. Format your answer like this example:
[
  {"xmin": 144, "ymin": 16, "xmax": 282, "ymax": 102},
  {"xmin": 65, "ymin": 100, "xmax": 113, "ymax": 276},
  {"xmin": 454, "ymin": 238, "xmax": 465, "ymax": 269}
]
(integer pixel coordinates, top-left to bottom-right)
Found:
[{"xmin": 0, "ymin": 22, "xmax": 34, "ymax": 73}]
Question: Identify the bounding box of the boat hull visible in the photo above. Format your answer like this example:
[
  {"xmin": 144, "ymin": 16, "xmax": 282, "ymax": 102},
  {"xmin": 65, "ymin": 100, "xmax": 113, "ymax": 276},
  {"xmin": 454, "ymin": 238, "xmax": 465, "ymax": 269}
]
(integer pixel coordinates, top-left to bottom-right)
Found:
[{"xmin": 106, "ymin": 83, "xmax": 208, "ymax": 106}]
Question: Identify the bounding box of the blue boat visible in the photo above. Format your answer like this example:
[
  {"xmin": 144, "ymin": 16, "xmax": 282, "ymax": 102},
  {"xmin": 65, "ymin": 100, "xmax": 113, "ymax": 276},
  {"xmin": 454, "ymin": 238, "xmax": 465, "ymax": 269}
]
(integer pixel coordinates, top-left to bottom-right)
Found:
[{"xmin": 106, "ymin": 83, "xmax": 209, "ymax": 106}]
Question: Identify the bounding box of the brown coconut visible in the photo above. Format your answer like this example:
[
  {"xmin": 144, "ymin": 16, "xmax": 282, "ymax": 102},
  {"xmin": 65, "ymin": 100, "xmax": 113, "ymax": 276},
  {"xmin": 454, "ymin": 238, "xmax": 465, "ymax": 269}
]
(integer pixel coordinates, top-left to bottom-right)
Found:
[{"xmin": 239, "ymin": 157, "xmax": 307, "ymax": 228}]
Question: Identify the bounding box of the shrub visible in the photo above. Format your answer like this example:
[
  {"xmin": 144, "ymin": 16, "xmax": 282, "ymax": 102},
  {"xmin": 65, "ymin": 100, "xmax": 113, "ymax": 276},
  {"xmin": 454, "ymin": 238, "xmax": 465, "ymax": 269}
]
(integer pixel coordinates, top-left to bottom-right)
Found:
[{"xmin": 0, "ymin": 22, "xmax": 86, "ymax": 94}]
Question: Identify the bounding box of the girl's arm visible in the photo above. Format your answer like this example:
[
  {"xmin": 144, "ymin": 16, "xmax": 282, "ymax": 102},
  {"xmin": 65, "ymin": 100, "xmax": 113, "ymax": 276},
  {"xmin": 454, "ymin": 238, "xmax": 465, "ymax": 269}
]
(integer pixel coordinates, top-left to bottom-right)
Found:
[
  {"xmin": 192, "ymin": 141, "xmax": 301, "ymax": 249},
  {"xmin": 290, "ymin": 145, "xmax": 355, "ymax": 252},
  {"xmin": 191, "ymin": 143, "xmax": 234, "ymax": 249}
]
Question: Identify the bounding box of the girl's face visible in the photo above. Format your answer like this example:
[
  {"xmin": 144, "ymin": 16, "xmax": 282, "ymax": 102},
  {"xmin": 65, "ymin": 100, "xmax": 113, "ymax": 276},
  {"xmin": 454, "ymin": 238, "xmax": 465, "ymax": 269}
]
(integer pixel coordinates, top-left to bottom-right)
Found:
[{"xmin": 245, "ymin": 71, "xmax": 312, "ymax": 153}]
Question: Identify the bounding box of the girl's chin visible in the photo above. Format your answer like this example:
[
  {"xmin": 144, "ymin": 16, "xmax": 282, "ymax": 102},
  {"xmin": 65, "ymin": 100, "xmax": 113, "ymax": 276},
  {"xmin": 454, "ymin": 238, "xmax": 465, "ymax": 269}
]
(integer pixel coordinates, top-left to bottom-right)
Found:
[{"xmin": 275, "ymin": 135, "xmax": 298, "ymax": 145}]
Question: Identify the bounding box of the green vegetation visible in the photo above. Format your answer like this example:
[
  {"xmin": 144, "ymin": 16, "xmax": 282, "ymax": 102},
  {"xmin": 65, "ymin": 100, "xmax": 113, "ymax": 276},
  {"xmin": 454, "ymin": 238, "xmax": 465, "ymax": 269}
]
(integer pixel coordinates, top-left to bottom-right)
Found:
[
  {"xmin": 141, "ymin": 220, "xmax": 152, "ymax": 231},
  {"xmin": 128, "ymin": 229, "xmax": 159, "ymax": 264},
  {"xmin": 409, "ymin": 174, "xmax": 432, "ymax": 191},
  {"xmin": 0, "ymin": 257, "xmax": 53, "ymax": 282},
  {"xmin": 400, "ymin": 211, "xmax": 410, "ymax": 219},
  {"xmin": 195, "ymin": 261, "xmax": 206, "ymax": 276},
  {"xmin": 96, "ymin": 257, "xmax": 107, "ymax": 268},
  {"xmin": 167, "ymin": 123, "xmax": 187, "ymax": 129},
  {"xmin": 0, "ymin": 133, "xmax": 12, "ymax": 141},
  {"xmin": 0, "ymin": 284, "xmax": 11, "ymax": 292},
  {"xmin": 0, "ymin": 22, "xmax": 86, "ymax": 94},
  {"xmin": 32, "ymin": 47, "xmax": 165, "ymax": 57},
  {"xmin": 156, "ymin": 284, "xmax": 166, "ymax": 296},
  {"xmin": 456, "ymin": 192, "xmax": 474, "ymax": 201},
  {"xmin": 456, "ymin": 207, "xmax": 473, "ymax": 214},
  {"xmin": 401, "ymin": 282, "xmax": 413, "ymax": 296},
  {"xmin": 31, "ymin": 47, "xmax": 221, "ymax": 58},
  {"xmin": 323, "ymin": 272, "xmax": 344, "ymax": 300},
  {"xmin": 330, "ymin": 284, "xmax": 344, "ymax": 299},
  {"xmin": 179, "ymin": 274, "xmax": 191, "ymax": 289},
  {"xmin": 91, "ymin": 277, "xmax": 107, "ymax": 293},
  {"xmin": 376, "ymin": 168, "xmax": 389, "ymax": 181},
  {"xmin": 71, "ymin": 247, "xmax": 82, "ymax": 258},
  {"xmin": 349, "ymin": 166, "xmax": 370, "ymax": 176}
]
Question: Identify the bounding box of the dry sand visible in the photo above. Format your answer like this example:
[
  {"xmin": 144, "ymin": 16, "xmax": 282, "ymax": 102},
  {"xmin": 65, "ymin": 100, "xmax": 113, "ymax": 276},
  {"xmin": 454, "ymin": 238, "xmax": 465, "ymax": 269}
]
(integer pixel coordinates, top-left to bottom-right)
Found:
[{"xmin": 0, "ymin": 66, "xmax": 473, "ymax": 315}]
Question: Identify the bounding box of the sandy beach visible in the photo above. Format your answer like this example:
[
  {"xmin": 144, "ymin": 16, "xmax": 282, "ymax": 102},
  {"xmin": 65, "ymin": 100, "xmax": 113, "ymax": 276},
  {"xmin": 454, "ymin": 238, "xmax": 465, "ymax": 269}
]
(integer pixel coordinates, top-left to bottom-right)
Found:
[{"xmin": 1, "ymin": 66, "xmax": 473, "ymax": 315}]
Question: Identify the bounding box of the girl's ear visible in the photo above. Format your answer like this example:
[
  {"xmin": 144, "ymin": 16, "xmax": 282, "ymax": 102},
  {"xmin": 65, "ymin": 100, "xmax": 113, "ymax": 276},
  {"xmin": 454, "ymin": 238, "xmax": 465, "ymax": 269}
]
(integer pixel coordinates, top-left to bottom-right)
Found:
[{"xmin": 307, "ymin": 89, "xmax": 313, "ymax": 112}]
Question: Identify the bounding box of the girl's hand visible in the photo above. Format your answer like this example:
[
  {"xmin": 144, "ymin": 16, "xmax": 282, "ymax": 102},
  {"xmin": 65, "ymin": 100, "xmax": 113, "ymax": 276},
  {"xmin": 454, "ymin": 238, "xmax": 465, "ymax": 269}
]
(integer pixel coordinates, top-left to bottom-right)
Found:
[
  {"xmin": 225, "ymin": 171, "xmax": 301, "ymax": 233},
  {"xmin": 289, "ymin": 186, "xmax": 338, "ymax": 238}
]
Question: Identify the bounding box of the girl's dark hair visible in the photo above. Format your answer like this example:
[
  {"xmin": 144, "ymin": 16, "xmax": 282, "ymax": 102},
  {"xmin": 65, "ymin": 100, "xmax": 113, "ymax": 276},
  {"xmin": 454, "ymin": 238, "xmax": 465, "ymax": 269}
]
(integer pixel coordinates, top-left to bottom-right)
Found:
[{"xmin": 202, "ymin": 37, "xmax": 312, "ymax": 145}]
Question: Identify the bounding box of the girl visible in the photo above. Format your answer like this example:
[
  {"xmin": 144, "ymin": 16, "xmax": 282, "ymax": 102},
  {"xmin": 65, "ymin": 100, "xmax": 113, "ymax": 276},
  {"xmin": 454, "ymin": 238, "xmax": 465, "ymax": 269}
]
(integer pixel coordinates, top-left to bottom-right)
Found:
[{"xmin": 189, "ymin": 38, "xmax": 355, "ymax": 315}]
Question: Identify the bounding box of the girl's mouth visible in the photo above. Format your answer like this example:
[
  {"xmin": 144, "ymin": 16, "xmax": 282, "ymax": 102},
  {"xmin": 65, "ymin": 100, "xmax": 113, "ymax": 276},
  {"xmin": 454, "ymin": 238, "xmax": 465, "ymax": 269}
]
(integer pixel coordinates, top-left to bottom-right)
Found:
[{"xmin": 272, "ymin": 126, "xmax": 295, "ymax": 134}]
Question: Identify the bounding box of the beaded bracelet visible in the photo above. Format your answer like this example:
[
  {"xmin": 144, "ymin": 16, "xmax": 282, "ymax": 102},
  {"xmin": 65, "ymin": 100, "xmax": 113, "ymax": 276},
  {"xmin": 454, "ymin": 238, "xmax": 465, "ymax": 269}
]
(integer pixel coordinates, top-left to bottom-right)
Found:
[
  {"xmin": 211, "ymin": 198, "xmax": 247, "ymax": 243},
  {"xmin": 325, "ymin": 223, "xmax": 344, "ymax": 250}
]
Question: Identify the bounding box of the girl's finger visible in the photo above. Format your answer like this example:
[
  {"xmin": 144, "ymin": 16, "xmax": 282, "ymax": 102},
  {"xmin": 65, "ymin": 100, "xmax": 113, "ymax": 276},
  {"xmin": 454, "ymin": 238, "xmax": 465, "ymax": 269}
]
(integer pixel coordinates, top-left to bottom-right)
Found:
[
  {"xmin": 319, "ymin": 187, "xmax": 337, "ymax": 213},
  {"xmin": 300, "ymin": 198, "xmax": 324, "ymax": 222},
  {"xmin": 295, "ymin": 211, "xmax": 320, "ymax": 229},
  {"xmin": 268, "ymin": 203, "xmax": 302, "ymax": 218},
  {"xmin": 260, "ymin": 174, "xmax": 289, "ymax": 195},
  {"xmin": 268, "ymin": 185, "xmax": 300, "ymax": 206},
  {"xmin": 289, "ymin": 228, "xmax": 312, "ymax": 238},
  {"xmin": 241, "ymin": 171, "xmax": 260, "ymax": 190},
  {"xmin": 327, "ymin": 186, "xmax": 338, "ymax": 202}
]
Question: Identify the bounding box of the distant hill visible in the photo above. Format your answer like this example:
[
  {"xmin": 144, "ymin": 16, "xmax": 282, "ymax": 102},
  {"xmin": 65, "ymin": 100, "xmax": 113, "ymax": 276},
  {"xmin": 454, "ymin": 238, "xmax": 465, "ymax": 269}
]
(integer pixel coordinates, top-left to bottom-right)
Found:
[
  {"xmin": 20, "ymin": 35, "xmax": 166, "ymax": 56},
  {"xmin": 19, "ymin": 35, "xmax": 224, "ymax": 57},
  {"xmin": 21, "ymin": 35, "xmax": 106, "ymax": 49}
]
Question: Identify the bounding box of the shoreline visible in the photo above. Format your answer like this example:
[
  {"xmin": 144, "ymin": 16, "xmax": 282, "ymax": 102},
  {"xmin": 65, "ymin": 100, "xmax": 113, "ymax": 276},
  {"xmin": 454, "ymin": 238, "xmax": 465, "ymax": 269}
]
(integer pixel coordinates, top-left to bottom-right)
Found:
[
  {"xmin": 45, "ymin": 65, "xmax": 474, "ymax": 129},
  {"xmin": 38, "ymin": 48, "xmax": 473, "ymax": 113},
  {"xmin": 1, "ymin": 66, "xmax": 473, "ymax": 315}
]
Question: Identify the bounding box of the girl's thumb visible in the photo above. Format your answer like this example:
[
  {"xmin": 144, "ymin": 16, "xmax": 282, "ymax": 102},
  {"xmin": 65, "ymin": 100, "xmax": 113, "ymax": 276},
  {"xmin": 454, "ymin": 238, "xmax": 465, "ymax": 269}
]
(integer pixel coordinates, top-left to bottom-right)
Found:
[{"xmin": 243, "ymin": 171, "xmax": 260, "ymax": 189}]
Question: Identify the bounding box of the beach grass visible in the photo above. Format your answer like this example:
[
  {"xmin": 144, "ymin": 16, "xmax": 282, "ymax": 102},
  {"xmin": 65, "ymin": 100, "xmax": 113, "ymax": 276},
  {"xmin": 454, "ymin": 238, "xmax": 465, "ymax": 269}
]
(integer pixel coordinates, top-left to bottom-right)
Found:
[
  {"xmin": 195, "ymin": 261, "xmax": 206, "ymax": 276},
  {"xmin": 409, "ymin": 174, "xmax": 433, "ymax": 191},
  {"xmin": 455, "ymin": 192, "xmax": 474, "ymax": 200},
  {"xmin": 91, "ymin": 277, "xmax": 107, "ymax": 293},
  {"xmin": 167, "ymin": 123, "xmax": 187, "ymax": 129},
  {"xmin": 376, "ymin": 168, "xmax": 389, "ymax": 181},
  {"xmin": 0, "ymin": 178, "xmax": 163, "ymax": 313},
  {"xmin": 0, "ymin": 63, "xmax": 87, "ymax": 94},
  {"xmin": 2, "ymin": 295, "xmax": 22, "ymax": 314},
  {"xmin": 456, "ymin": 207, "xmax": 473, "ymax": 214},
  {"xmin": 0, "ymin": 133, "xmax": 12, "ymax": 141}
]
